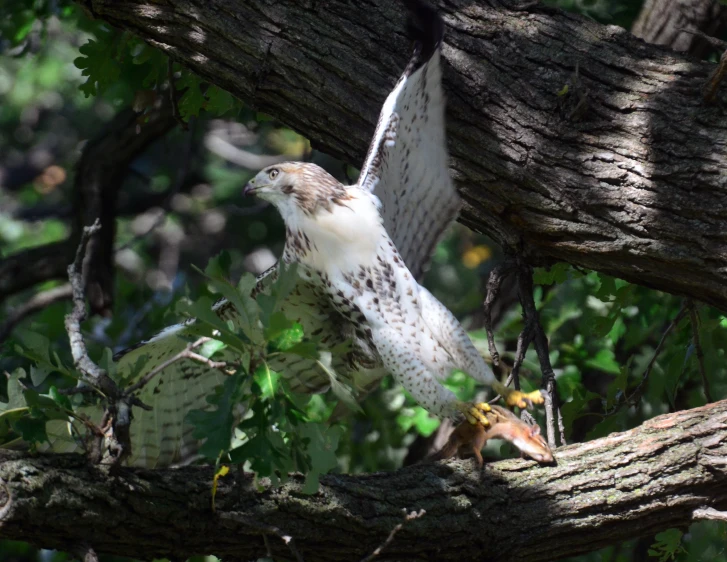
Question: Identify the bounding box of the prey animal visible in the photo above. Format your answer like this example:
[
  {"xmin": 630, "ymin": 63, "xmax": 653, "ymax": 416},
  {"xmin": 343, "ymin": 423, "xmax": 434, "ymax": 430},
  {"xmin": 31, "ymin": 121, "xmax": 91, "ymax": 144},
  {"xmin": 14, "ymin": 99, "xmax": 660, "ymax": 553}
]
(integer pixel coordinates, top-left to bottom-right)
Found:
[
  {"xmin": 429, "ymin": 405, "xmax": 554, "ymax": 467},
  {"xmin": 48, "ymin": 0, "xmax": 542, "ymax": 467}
]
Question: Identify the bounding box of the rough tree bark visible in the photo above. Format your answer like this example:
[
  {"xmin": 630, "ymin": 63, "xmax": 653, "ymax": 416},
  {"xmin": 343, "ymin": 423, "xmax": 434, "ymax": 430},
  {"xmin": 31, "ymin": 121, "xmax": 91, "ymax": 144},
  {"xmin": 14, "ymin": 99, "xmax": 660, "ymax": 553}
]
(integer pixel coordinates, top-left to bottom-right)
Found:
[
  {"xmin": 75, "ymin": 0, "xmax": 727, "ymax": 311},
  {"xmin": 1, "ymin": 400, "xmax": 725, "ymax": 561}
]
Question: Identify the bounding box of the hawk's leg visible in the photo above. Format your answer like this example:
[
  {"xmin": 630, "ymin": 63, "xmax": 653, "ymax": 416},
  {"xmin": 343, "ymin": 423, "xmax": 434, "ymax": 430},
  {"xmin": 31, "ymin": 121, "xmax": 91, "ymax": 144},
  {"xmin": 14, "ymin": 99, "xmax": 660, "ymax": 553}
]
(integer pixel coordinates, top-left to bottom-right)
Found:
[{"xmin": 375, "ymin": 327, "xmax": 471, "ymax": 421}]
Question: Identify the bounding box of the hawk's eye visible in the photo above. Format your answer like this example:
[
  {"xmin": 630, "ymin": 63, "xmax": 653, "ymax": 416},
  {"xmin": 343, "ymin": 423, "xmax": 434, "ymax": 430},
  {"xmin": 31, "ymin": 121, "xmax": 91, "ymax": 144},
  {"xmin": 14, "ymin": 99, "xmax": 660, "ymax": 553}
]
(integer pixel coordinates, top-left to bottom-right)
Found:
[{"xmin": 268, "ymin": 168, "xmax": 279, "ymax": 180}]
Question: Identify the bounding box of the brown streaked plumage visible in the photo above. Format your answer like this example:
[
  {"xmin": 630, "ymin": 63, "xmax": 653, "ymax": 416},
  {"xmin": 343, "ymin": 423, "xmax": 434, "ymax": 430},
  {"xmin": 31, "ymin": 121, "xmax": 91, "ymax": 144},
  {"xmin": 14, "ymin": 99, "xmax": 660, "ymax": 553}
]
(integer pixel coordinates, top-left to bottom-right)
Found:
[{"xmin": 44, "ymin": 1, "xmax": 544, "ymax": 469}]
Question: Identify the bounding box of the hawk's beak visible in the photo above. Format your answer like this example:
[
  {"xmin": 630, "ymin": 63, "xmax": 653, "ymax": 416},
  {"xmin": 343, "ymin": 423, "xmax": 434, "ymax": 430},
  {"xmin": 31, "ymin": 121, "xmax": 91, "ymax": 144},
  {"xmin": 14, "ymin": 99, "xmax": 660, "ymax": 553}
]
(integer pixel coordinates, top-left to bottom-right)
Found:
[{"xmin": 243, "ymin": 182, "xmax": 258, "ymax": 197}]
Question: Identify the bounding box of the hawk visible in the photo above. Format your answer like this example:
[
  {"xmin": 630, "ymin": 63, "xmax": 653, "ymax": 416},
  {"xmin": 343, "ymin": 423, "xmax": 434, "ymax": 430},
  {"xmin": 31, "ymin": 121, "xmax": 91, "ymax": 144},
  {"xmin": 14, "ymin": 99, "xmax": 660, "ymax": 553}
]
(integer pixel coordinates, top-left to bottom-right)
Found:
[{"xmin": 50, "ymin": 0, "xmax": 541, "ymax": 467}]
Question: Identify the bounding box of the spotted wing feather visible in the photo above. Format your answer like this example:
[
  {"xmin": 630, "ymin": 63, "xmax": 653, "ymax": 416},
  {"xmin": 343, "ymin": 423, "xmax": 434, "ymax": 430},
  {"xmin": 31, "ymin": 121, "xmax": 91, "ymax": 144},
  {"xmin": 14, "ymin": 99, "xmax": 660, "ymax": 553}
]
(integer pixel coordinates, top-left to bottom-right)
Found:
[{"xmin": 357, "ymin": 2, "xmax": 460, "ymax": 281}]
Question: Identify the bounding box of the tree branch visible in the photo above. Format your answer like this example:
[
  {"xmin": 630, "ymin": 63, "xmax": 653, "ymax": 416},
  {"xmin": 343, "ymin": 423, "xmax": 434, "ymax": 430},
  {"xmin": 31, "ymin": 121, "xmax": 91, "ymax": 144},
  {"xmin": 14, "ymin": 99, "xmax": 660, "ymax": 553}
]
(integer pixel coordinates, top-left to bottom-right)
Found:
[
  {"xmin": 73, "ymin": 0, "xmax": 727, "ymax": 311},
  {"xmin": 0, "ymin": 102, "xmax": 177, "ymax": 309},
  {"xmin": 0, "ymin": 284, "xmax": 73, "ymax": 344},
  {"xmin": 0, "ymin": 399, "xmax": 725, "ymax": 561}
]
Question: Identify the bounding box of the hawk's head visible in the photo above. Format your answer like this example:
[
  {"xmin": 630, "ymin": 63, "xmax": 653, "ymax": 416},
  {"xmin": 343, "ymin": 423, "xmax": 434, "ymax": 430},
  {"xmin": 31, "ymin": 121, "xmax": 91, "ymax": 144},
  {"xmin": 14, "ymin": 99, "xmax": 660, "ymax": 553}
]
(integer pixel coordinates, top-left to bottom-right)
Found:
[{"xmin": 244, "ymin": 162, "xmax": 351, "ymax": 219}]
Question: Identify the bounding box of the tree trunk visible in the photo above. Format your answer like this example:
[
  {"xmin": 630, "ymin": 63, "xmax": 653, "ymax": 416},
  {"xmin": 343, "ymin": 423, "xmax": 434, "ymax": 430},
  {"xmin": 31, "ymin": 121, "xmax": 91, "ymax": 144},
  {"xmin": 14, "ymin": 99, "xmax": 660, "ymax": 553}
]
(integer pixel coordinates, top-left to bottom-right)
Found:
[
  {"xmin": 632, "ymin": 0, "xmax": 727, "ymax": 57},
  {"xmin": 75, "ymin": 0, "xmax": 727, "ymax": 311},
  {"xmin": 1, "ymin": 399, "xmax": 725, "ymax": 561}
]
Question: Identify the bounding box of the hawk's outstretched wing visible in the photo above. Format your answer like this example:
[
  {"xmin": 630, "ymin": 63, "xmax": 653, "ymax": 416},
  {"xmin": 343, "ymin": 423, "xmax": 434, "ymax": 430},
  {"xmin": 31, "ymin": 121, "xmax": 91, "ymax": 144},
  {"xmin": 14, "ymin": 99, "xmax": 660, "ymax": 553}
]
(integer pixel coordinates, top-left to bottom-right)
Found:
[
  {"xmin": 112, "ymin": 267, "xmax": 352, "ymax": 468},
  {"xmin": 358, "ymin": 0, "xmax": 460, "ymax": 281}
]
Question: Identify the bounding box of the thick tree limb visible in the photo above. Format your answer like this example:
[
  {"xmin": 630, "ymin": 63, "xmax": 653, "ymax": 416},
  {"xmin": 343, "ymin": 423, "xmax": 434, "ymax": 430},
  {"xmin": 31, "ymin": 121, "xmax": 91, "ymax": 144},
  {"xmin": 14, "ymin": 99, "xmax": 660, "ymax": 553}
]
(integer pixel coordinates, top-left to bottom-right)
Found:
[
  {"xmin": 0, "ymin": 399, "xmax": 725, "ymax": 561},
  {"xmin": 72, "ymin": 105, "xmax": 177, "ymax": 316},
  {"xmin": 75, "ymin": 0, "xmax": 727, "ymax": 311}
]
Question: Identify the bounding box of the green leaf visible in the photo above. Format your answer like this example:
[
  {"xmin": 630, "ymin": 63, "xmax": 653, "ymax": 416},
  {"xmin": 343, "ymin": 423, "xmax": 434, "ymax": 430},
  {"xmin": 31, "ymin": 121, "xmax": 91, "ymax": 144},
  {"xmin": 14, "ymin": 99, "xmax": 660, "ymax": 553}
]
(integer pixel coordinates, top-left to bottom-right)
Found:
[
  {"xmin": 533, "ymin": 263, "xmax": 570, "ymax": 285},
  {"xmin": 606, "ymin": 356, "xmax": 633, "ymax": 408},
  {"xmin": 585, "ymin": 349, "xmax": 620, "ymax": 375},
  {"xmin": 29, "ymin": 365, "xmax": 51, "ymax": 387},
  {"xmin": 14, "ymin": 329, "xmax": 70, "ymax": 376},
  {"xmin": 196, "ymin": 263, "xmax": 263, "ymax": 345},
  {"xmin": 648, "ymin": 529, "xmax": 684, "ymax": 562},
  {"xmin": 265, "ymin": 313, "xmax": 298, "ymax": 345},
  {"xmin": 594, "ymin": 275, "xmax": 618, "ymax": 301},
  {"xmin": 11, "ymin": 415, "xmax": 48, "ymax": 444},
  {"xmin": 98, "ymin": 347, "xmax": 117, "ymax": 378},
  {"xmin": 257, "ymin": 263, "xmax": 299, "ymax": 328},
  {"xmin": 282, "ymin": 341, "xmax": 319, "ymax": 360},
  {"xmin": 186, "ymin": 370, "xmax": 247, "ymax": 459},
  {"xmin": 299, "ymin": 424, "xmax": 342, "ymax": 494},
  {"xmin": 198, "ymin": 339, "xmax": 226, "ymax": 359},
  {"xmin": 74, "ymin": 32, "xmax": 122, "ymax": 97},
  {"xmin": 590, "ymin": 316, "xmax": 617, "ymax": 338},
  {"xmin": 14, "ymin": 329, "xmax": 51, "ymax": 367},
  {"xmin": 132, "ymin": 43, "xmax": 168, "ymax": 89},
  {"xmin": 1, "ymin": 369, "xmax": 28, "ymax": 413},
  {"xmin": 255, "ymin": 363, "xmax": 280, "ymax": 400},
  {"xmin": 397, "ymin": 407, "xmax": 440, "ymax": 437},
  {"xmin": 207, "ymin": 86, "xmax": 237, "ymax": 116},
  {"xmin": 49, "ymin": 386, "xmax": 73, "ymax": 411},
  {"xmin": 314, "ymin": 352, "xmax": 360, "ymax": 412},
  {"xmin": 176, "ymin": 73, "xmax": 206, "ymax": 119},
  {"xmin": 206, "ymin": 251, "xmax": 232, "ymax": 279},
  {"xmin": 561, "ymin": 387, "xmax": 601, "ymax": 432}
]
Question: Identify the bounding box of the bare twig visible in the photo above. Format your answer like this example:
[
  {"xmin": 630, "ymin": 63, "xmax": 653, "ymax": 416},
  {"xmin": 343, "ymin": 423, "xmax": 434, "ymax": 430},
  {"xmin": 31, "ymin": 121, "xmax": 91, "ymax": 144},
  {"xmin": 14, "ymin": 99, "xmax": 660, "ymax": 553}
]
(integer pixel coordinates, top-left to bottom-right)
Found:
[
  {"xmin": 510, "ymin": 322, "xmax": 534, "ymax": 391},
  {"xmin": 626, "ymin": 302, "xmax": 689, "ymax": 409},
  {"xmin": 687, "ymin": 300, "xmax": 713, "ymax": 403},
  {"xmin": 483, "ymin": 263, "xmax": 515, "ymax": 367},
  {"xmin": 693, "ymin": 507, "xmax": 727, "ymax": 522},
  {"xmin": 360, "ymin": 509, "xmax": 427, "ymax": 562},
  {"xmin": 64, "ymin": 220, "xmax": 110, "ymax": 389},
  {"xmin": 57, "ymin": 386, "xmax": 99, "ymax": 397},
  {"xmin": 123, "ymin": 337, "xmax": 228, "ymax": 395},
  {"xmin": 168, "ymin": 58, "xmax": 188, "ymax": 130},
  {"xmin": 677, "ymin": 28, "xmax": 727, "ymax": 51},
  {"xmin": 516, "ymin": 259, "xmax": 564, "ymax": 447},
  {"xmin": 63, "ymin": 220, "xmax": 150, "ymax": 465},
  {"xmin": 0, "ymin": 283, "xmax": 72, "ymax": 344},
  {"xmin": 482, "ymin": 258, "xmax": 563, "ymax": 445}
]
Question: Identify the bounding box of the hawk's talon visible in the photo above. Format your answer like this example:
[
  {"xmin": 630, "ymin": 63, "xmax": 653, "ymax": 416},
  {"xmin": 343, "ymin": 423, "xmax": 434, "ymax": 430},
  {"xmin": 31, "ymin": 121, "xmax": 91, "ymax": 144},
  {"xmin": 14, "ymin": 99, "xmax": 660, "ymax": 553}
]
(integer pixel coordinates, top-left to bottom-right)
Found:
[
  {"xmin": 504, "ymin": 389, "xmax": 545, "ymax": 409},
  {"xmin": 456, "ymin": 401, "xmax": 492, "ymax": 427},
  {"xmin": 491, "ymin": 382, "xmax": 544, "ymax": 410}
]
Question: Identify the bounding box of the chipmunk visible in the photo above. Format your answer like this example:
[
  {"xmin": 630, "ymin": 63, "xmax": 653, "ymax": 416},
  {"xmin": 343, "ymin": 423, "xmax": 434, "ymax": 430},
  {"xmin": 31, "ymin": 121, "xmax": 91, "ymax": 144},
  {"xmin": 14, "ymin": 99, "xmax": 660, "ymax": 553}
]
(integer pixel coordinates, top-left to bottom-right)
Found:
[{"xmin": 430, "ymin": 405, "xmax": 554, "ymax": 466}]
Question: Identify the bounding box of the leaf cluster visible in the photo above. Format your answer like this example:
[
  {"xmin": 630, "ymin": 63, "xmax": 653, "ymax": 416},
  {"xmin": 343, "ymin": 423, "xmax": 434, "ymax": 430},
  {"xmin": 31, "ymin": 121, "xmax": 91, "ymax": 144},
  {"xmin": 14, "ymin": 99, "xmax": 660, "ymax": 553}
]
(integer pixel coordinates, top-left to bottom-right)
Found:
[{"xmin": 3, "ymin": 253, "xmax": 349, "ymax": 495}]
